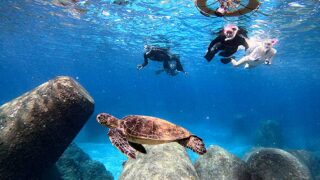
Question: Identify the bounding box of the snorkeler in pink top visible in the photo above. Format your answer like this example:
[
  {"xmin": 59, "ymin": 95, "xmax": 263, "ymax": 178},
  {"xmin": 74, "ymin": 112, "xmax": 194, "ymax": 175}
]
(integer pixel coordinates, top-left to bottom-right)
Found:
[{"xmin": 204, "ymin": 24, "xmax": 249, "ymax": 62}]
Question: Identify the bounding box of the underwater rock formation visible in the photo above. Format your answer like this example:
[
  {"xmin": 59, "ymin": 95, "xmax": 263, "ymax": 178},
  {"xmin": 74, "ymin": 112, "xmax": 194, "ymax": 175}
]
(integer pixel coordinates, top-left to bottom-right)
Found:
[
  {"xmin": 245, "ymin": 148, "xmax": 312, "ymax": 180},
  {"xmin": 120, "ymin": 142, "xmax": 199, "ymax": 180},
  {"xmin": 0, "ymin": 76, "xmax": 94, "ymax": 179},
  {"xmin": 194, "ymin": 145, "xmax": 250, "ymax": 180},
  {"xmin": 44, "ymin": 143, "xmax": 113, "ymax": 180},
  {"xmin": 254, "ymin": 120, "xmax": 283, "ymax": 148},
  {"xmin": 290, "ymin": 150, "xmax": 320, "ymax": 180}
]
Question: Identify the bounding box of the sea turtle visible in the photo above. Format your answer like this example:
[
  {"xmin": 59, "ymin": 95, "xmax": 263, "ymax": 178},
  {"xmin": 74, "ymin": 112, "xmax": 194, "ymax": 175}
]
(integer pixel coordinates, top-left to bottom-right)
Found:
[{"xmin": 97, "ymin": 113, "xmax": 207, "ymax": 159}]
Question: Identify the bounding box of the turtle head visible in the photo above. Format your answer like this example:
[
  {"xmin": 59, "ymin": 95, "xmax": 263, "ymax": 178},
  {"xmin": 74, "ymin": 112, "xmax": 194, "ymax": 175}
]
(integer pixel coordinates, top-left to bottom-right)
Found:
[{"xmin": 96, "ymin": 113, "xmax": 119, "ymax": 128}]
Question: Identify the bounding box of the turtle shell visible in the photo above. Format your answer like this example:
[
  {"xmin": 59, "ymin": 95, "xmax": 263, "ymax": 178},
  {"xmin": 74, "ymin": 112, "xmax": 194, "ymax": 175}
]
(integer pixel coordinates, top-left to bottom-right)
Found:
[{"xmin": 122, "ymin": 115, "xmax": 191, "ymax": 143}]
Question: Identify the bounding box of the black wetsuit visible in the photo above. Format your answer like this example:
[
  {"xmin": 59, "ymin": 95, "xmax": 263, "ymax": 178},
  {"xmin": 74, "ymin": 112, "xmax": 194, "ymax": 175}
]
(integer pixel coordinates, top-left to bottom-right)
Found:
[
  {"xmin": 140, "ymin": 48, "xmax": 185, "ymax": 74},
  {"xmin": 204, "ymin": 33, "xmax": 249, "ymax": 62}
]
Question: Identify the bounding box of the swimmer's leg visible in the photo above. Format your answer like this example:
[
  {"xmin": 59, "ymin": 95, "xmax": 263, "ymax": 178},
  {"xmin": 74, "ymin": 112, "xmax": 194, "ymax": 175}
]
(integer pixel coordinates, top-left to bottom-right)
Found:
[
  {"xmin": 218, "ymin": 49, "xmax": 237, "ymax": 57},
  {"xmin": 231, "ymin": 56, "xmax": 250, "ymax": 67},
  {"xmin": 176, "ymin": 60, "xmax": 184, "ymax": 72},
  {"xmin": 220, "ymin": 56, "xmax": 235, "ymax": 64},
  {"xmin": 163, "ymin": 60, "xmax": 170, "ymax": 70}
]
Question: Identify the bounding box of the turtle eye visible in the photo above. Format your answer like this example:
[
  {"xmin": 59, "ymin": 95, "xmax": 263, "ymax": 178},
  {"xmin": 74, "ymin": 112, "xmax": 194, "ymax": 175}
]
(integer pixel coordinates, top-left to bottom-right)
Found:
[{"xmin": 97, "ymin": 114, "xmax": 104, "ymax": 122}]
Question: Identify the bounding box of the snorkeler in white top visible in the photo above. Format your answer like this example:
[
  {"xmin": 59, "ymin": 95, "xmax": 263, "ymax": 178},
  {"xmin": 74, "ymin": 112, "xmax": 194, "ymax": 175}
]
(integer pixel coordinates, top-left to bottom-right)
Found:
[{"xmin": 230, "ymin": 39, "xmax": 278, "ymax": 69}]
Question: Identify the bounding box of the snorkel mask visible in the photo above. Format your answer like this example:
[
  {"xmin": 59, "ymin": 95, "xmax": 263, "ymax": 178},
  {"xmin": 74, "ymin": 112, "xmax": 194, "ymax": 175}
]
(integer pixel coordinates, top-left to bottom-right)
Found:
[
  {"xmin": 144, "ymin": 45, "xmax": 152, "ymax": 54},
  {"xmin": 169, "ymin": 62, "xmax": 177, "ymax": 69},
  {"xmin": 144, "ymin": 45, "xmax": 151, "ymax": 51},
  {"xmin": 224, "ymin": 24, "xmax": 239, "ymax": 40},
  {"xmin": 264, "ymin": 39, "xmax": 278, "ymax": 50}
]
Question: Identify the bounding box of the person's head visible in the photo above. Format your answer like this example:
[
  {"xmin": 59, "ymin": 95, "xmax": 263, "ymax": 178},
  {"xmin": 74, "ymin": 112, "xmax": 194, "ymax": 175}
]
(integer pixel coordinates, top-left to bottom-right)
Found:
[
  {"xmin": 169, "ymin": 61, "xmax": 177, "ymax": 70},
  {"xmin": 164, "ymin": 59, "xmax": 179, "ymax": 76},
  {"xmin": 263, "ymin": 39, "xmax": 278, "ymax": 50},
  {"xmin": 215, "ymin": 7, "xmax": 226, "ymax": 17},
  {"xmin": 223, "ymin": 24, "xmax": 239, "ymax": 39},
  {"xmin": 96, "ymin": 113, "xmax": 119, "ymax": 128},
  {"xmin": 144, "ymin": 45, "xmax": 152, "ymax": 52}
]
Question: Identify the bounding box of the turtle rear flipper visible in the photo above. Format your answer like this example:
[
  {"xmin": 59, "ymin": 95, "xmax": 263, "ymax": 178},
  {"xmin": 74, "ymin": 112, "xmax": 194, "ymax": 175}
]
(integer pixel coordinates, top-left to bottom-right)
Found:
[
  {"xmin": 108, "ymin": 128, "xmax": 137, "ymax": 159},
  {"xmin": 178, "ymin": 135, "xmax": 207, "ymax": 155},
  {"xmin": 129, "ymin": 142, "xmax": 147, "ymax": 154}
]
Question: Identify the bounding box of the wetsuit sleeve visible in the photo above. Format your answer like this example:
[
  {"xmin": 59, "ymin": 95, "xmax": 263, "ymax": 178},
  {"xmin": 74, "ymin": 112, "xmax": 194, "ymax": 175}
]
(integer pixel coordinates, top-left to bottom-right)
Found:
[
  {"xmin": 208, "ymin": 36, "xmax": 222, "ymax": 51},
  {"xmin": 241, "ymin": 38, "xmax": 249, "ymax": 50},
  {"xmin": 142, "ymin": 53, "xmax": 149, "ymax": 67},
  {"xmin": 163, "ymin": 60, "xmax": 170, "ymax": 69}
]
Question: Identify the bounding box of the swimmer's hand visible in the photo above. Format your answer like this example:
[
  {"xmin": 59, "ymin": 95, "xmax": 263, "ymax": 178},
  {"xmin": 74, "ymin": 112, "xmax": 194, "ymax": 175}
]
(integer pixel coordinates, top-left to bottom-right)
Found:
[
  {"xmin": 137, "ymin": 64, "xmax": 144, "ymax": 70},
  {"xmin": 264, "ymin": 61, "xmax": 271, "ymax": 65},
  {"xmin": 183, "ymin": 72, "xmax": 188, "ymax": 76}
]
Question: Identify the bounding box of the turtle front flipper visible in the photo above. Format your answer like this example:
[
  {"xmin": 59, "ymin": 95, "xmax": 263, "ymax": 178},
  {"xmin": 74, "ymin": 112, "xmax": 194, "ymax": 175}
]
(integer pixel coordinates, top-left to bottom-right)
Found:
[
  {"xmin": 178, "ymin": 135, "xmax": 207, "ymax": 155},
  {"xmin": 108, "ymin": 128, "xmax": 137, "ymax": 159}
]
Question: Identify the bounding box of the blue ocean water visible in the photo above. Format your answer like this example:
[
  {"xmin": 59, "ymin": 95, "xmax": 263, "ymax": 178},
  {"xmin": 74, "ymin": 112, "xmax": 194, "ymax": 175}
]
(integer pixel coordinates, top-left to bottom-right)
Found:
[{"xmin": 1, "ymin": 0, "xmax": 320, "ymax": 178}]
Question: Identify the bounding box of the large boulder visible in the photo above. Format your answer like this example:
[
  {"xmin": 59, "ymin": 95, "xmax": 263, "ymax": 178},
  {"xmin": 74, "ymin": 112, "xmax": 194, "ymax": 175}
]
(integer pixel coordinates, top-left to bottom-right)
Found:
[
  {"xmin": 120, "ymin": 142, "xmax": 199, "ymax": 180},
  {"xmin": 290, "ymin": 150, "xmax": 320, "ymax": 180},
  {"xmin": 44, "ymin": 143, "xmax": 113, "ymax": 180},
  {"xmin": 245, "ymin": 148, "xmax": 312, "ymax": 180},
  {"xmin": 194, "ymin": 145, "xmax": 250, "ymax": 180},
  {"xmin": 0, "ymin": 76, "xmax": 94, "ymax": 179}
]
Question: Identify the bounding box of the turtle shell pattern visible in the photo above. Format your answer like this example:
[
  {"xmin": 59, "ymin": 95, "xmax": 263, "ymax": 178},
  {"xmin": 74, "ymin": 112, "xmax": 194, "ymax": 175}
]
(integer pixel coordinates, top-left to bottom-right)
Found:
[{"xmin": 121, "ymin": 115, "xmax": 191, "ymax": 141}]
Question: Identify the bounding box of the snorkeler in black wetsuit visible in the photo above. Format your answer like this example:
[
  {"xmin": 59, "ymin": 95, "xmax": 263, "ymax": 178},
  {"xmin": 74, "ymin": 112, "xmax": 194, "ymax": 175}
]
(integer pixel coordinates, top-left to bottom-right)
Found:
[
  {"xmin": 204, "ymin": 24, "xmax": 249, "ymax": 63},
  {"xmin": 137, "ymin": 46, "xmax": 186, "ymax": 76}
]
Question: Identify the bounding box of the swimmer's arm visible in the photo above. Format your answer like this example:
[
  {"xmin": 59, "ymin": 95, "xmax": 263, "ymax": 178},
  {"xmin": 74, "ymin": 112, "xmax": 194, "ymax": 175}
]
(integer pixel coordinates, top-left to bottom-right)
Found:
[
  {"xmin": 265, "ymin": 56, "xmax": 274, "ymax": 65},
  {"xmin": 137, "ymin": 53, "xmax": 149, "ymax": 69},
  {"xmin": 142, "ymin": 53, "xmax": 149, "ymax": 67},
  {"xmin": 265, "ymin": 50, "xmax": 277, "ymax": 65},
  {"xmin": 208, "ymin": 36, "xmax": 222, "ymax": 50},
  {"xmin": 241, "ymin": 38, "xmax": 249, "ymax": 51}
]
